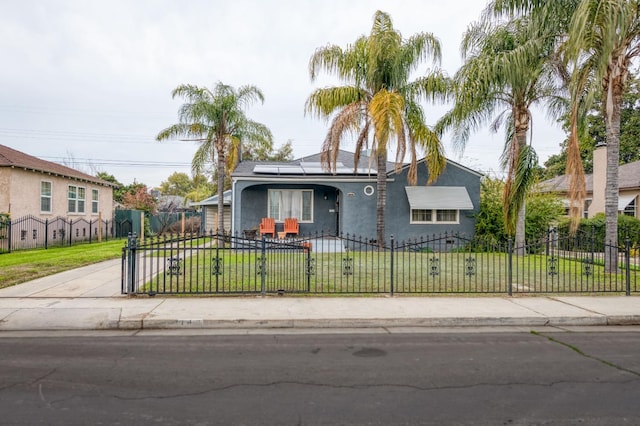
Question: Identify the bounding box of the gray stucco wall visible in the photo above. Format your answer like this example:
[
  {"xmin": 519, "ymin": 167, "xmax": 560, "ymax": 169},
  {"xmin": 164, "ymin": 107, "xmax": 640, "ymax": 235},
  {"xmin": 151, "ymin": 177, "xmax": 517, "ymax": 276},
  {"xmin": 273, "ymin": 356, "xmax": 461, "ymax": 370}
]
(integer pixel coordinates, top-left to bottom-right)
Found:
[
  {"xmin": 233, "ymin": 182, "xmax": 378, "ymax": 236},
  {"xmin": 385, "ymin": 163, "xmax": 480, "ymax": 241}
]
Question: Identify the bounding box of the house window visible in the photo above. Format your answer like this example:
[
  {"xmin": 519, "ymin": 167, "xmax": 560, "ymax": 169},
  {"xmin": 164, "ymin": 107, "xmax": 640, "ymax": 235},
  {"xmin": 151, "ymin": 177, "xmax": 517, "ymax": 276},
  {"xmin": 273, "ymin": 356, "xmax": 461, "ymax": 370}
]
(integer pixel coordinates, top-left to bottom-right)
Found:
[
  {"xmin": 68, "ymin": 185, "xmax": 86, "ymax": 213},
  {"xmin": 437, "ymin": 210, "xmax": 458, "ymax": 223},
  {"xmin": 410, "ymin": 209, "xmax": 459, "ymax": 224},
  {"xmin": 623, "ymin": 198, "xmax": 637, "ymax": 217},
  {"xmin": 91, "ymin": 189, "xmax": 99, "ymax": 214},
  {"xmin": 41, "ymin": 181, "xmax": 52, "ymax": 213},
  {"xmin": 411, "ymin": 209, "xmax": 432, "ymax": 223},
  {"xmin": 268, "ymin": 189, "xmax": 313, "ymax": 222},
  {"xmin": 584, "ymin": 199, "xmax": 592, "ymax": 218}
]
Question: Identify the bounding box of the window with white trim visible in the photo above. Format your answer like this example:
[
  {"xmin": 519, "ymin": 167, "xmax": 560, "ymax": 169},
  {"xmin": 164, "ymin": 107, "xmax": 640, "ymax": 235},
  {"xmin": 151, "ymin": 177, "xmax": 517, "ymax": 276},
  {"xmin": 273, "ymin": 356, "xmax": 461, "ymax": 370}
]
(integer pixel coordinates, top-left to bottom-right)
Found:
[
  {"xmin": 91, "ymin": 189, "xmax": 99, "ymax": 214},
  {"xmin": 410, "ymin": 209, "xmax": 459, "ymax": 224},
  {"xmin": 268, "ymin": 189, "xmax": 313, "ymax": 222},
  {"xmin": 40, "ymin": 181, "xmax": 52, "ymax": 212},
  {"xmin": 68, "ymin": 185, "xmax": 86, "ymax": 213}
]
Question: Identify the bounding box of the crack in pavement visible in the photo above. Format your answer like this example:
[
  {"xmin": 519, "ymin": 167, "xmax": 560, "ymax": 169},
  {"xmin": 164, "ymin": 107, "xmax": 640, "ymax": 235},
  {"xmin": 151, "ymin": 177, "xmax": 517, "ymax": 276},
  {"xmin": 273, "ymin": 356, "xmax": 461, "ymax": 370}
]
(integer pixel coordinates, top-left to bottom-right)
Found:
[
  {"xmin": 531, "ymin": 330, "xmax": 640, "ymax": 377},
  {"xmin": 0, "ymin": 367, "xmax": 58, "ymax": 393},
  {"xmin": 90, "ymin": 377, "xmax": 637, "ymax": 401}
]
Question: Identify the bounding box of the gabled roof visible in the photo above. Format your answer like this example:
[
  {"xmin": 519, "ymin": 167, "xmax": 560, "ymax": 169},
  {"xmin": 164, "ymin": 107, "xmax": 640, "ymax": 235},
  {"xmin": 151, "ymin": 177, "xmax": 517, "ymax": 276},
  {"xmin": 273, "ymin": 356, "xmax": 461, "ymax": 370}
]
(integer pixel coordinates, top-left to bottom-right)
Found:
[
  {"xmin": 538, "ymin": 160, "xmax": 640, "ymax": 193},
  {"xmin": 388, "ymin": 156, "xmax": 483, "ymax": 178},
  {"xmin": 233, "ymin": 150, "xmax": 382, "ymax": 178},
  {"xmin": 0, "ymin": 144, "xmax": 112, "ymax": 186},
  {"xmin": 232, "ymin": 150, "xmax": 484, "ymax": 179}
]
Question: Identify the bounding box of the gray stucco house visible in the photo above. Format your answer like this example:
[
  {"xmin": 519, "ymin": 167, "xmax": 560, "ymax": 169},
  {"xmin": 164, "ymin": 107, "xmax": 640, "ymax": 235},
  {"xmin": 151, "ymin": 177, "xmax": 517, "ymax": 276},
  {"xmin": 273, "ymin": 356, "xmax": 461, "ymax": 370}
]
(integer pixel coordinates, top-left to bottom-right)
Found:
[{"xmin": 231, "ymin": 150, "xmax": 481, "ymax": 242}]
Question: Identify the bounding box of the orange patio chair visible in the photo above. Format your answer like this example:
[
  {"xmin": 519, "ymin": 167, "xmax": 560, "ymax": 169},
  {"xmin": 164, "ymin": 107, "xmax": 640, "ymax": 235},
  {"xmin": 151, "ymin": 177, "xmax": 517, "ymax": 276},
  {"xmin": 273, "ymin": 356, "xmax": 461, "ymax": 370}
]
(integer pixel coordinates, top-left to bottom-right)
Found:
[
  {"xmin": 283, "ymin": 217, "xmax": 299, "ymax": 236},
  {"xmin": 259, "ymin": 217, "xmax": 275, "ymax": 238}
]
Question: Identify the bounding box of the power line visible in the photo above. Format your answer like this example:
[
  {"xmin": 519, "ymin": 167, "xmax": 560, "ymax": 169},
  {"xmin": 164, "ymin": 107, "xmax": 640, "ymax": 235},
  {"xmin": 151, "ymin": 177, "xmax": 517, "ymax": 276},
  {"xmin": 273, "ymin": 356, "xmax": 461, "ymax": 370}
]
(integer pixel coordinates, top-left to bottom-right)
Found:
[
  {"xmin": 41, "ymin": 156, "xmax": 192, "ymax": 168},
  {"xmin": 0, "ymin": 127, "xmax": 187, "ymax": 145}
]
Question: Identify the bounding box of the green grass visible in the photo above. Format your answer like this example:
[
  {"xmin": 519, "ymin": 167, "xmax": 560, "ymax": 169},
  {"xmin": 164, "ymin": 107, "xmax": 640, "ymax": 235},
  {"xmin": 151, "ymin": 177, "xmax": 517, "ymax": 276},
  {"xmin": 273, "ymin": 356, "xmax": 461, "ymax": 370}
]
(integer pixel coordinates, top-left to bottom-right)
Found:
[
  {"xmin": 138, "ymin": 249, "xmax": 640, "ymax": 295},
  {"xmin": 0, "ymin": 239, "xmax": 127, "ymax": 289}
]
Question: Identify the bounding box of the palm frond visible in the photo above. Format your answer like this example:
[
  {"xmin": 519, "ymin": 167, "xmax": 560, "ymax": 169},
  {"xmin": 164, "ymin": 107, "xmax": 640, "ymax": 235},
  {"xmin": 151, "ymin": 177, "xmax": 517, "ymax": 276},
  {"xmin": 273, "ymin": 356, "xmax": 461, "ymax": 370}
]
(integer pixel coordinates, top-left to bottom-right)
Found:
[
  {"xmin": 305, "ymin": 86, "xmax": 367, "ymax": 119},
  {"xmin": 503, "ymin": 144, "xmax": 538, "ymax": 234}
]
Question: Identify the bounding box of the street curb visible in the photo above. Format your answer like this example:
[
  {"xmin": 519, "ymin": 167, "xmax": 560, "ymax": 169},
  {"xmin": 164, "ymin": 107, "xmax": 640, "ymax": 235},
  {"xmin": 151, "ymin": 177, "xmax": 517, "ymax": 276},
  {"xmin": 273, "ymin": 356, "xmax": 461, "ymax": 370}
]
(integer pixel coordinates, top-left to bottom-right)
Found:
[{"xmin": 124, "ymin": 316, "xmax": 613, "ymax": 330}]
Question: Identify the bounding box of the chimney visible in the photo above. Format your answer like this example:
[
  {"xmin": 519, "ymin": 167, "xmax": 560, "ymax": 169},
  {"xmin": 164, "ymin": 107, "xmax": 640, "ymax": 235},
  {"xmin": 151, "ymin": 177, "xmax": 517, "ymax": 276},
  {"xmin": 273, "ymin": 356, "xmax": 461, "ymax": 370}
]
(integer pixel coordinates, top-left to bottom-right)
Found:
[{"xmin": 588, "ymin": 142, "xmax": 607, "ymax": 217}]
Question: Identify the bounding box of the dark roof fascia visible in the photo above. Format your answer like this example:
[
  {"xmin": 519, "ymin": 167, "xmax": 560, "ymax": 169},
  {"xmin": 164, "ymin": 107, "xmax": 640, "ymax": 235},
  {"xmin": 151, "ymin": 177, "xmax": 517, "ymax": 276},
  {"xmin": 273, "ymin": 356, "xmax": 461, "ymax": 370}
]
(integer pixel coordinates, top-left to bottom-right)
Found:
[
  {"xmin": 386, "ymin": 157, "xmax": 483, "ymax": 178},
  {"xmin": 1, "ymin": 164, "xmax": 115, "ymax": 187},
  {"xmin": 232, "ymin": 175, "xmax": 385, "ymax": 183}
]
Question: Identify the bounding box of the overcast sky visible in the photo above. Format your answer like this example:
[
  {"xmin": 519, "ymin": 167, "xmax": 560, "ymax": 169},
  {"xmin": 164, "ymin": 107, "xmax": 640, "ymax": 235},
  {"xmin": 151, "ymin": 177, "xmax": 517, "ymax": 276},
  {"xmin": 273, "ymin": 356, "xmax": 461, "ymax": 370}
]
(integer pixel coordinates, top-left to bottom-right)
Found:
[{"xmin": 0, "ymin": 0, "xmax": 566, "ymax": 188}]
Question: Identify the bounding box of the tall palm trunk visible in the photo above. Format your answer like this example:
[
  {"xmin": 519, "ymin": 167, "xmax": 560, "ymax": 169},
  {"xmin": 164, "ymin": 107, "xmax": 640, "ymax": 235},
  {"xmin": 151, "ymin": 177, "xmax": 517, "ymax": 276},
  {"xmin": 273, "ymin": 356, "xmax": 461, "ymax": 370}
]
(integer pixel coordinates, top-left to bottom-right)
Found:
[
  {"xmin": 515, "ymin": 203, "xmax": 526, "ymax": 255},
  {"xmin": 376, "ymin": 152, "xmax": 387, "ymax": 247},
  {"xmin": 604, "ymin": 79, "xmax": 623, "ymax": 272},
  {"xmin": 217, "ymin": 151, "xmax": 226, "ymax": 234},
  {"xmin": 511, "ymin": 112, "xmax": 529, "ymax": 256}
]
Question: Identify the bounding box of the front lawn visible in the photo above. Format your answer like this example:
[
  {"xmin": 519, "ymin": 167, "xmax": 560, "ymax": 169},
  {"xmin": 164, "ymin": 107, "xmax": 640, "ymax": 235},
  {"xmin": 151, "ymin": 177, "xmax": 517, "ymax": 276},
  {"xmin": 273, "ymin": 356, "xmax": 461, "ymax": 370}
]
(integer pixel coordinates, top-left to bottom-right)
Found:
[
  {"xmin": 0, "ymin": 239, "xmax": 127, "ymax": 289},
  {"xmin": 138, "ymin": 248, "xmax": 639, "ymax": 295}
]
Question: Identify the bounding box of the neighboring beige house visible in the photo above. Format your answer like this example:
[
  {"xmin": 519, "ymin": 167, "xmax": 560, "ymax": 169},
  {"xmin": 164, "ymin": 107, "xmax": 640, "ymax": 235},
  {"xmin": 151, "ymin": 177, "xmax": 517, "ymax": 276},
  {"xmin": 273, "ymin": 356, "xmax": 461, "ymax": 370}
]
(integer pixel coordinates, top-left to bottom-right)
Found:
[
  {"xmin": 539, "ymin": 143, "xmax": 639, "ymax": 218},
  {"xmin": 0, "ymin": 144, "xmax": 114, "ymax": 247}
]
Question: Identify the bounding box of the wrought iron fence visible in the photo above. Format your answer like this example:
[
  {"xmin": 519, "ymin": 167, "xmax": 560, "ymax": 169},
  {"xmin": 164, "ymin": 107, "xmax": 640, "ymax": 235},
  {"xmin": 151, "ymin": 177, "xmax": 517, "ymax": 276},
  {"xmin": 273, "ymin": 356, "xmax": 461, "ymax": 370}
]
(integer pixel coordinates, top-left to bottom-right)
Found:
[
  {"xmin": 0, "ymin": 215, "xmax": 132, "ymax": 253},
  {"xmin": 122, "ymin": 229, "xmax": 640, "ymax": 296}
]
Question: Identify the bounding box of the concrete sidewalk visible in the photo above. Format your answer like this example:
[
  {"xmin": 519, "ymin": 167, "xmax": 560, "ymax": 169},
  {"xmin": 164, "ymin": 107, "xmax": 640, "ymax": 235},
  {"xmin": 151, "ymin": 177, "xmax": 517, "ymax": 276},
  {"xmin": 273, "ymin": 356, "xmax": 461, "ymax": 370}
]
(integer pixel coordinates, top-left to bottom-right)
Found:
[{"xmin": 0, "ymin": 260, "xmax": 639, "ymax": 331}]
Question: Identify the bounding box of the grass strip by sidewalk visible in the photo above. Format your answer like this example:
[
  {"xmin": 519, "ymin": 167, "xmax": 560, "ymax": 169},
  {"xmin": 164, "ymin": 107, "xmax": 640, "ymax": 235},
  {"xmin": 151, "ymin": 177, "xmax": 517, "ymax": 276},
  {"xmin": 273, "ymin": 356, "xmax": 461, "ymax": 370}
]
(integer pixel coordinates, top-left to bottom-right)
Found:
[{"xmin": 0, "ymin": 239, "xmax": 127, "ymax": 289}]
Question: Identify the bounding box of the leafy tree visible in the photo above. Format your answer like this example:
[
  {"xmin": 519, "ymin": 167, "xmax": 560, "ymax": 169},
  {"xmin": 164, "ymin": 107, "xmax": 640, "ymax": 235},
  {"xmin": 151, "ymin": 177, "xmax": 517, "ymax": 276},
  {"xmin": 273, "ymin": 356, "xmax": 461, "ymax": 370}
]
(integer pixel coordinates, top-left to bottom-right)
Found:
[
  {"xmin": 437, "ymin": 14, "xmax": 566, "ymax": 252},
  {"xmin": 158, "ymin": 172, "xmax": 196, "ymax": 196},
  {"xmin": 121, "ymin": 185, "xmax": 157, "ymax": 215},
  {"xmin": 184, "ymin": 173, "xmax": 215, "ymax": 203},
  {"xmin": 475, "ymin": 176, "xmax": 564, "ymax": 243},
  {"xmin": 96, "ymin": 171, "xmax": 126, "ymax": 204},
  {"xmin": 306, "ymin": 10, "xmax": 449, "ymax": 244},
  {"xmin": 157, "ymin": 83, "xmax": 272, "ymax": 232},
  {"xmin": 240, "ymin": 139, "xmax": 294, "ymax": 162},
  {"xmin": 543, "ymin": 73, "xmax": 640, "ymax": 178}
]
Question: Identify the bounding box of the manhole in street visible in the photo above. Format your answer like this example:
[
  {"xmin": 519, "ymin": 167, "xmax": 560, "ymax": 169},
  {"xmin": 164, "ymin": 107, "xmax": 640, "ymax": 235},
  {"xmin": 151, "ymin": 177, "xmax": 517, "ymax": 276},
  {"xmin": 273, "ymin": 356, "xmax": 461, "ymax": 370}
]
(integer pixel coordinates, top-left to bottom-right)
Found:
[{"xmin": 352, "ymin": 347, "xmax": 387, "ymax": 358}]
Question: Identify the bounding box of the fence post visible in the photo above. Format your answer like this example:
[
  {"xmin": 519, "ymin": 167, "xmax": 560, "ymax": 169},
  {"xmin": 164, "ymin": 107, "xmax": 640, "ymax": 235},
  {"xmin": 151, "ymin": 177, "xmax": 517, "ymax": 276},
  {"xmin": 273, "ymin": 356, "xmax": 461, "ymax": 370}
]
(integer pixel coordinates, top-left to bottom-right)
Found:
[
  {"xmin": 7, "ymin": 219, "xmax": 11, "ymax": 253},
  {"xmin": 69, "ymin": 219, "xmax": 73, "ymax": 246},
  {"xmin": 390, "ymin": 235, "xmax": 395, "ymax": 296},
  {"xmin": 260, "ymin": 235, "xmax": 266, "ymax": 295},
  {"xmin": 45, "ymin": 219, "xmax": 49, "ymax": 249},
  {"xmin": 507, "ymin": 237, "xmax": 513, "ymax": 296},
  {"xmin": 625, "ymin": 235, "xmax": 631, "ymax": 296},
  {"xmin": 126, "ymin": 233, "xmax": 138, "ymax": 294}
]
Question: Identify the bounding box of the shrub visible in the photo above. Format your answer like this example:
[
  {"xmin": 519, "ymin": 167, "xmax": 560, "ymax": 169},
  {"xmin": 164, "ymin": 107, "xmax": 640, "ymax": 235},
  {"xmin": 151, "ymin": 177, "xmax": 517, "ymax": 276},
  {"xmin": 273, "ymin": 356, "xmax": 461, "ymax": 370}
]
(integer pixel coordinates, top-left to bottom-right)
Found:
[
  {"xmin": 165, "ymin": 216, "xmax": 200, "ymax": 235},
  {"xmin": 475, "ymin": 177, "xmax": 564, "ymax": 242},
  {"xmin": 0, "ymin": 212, "xmax": 9, "ymax": 227},
  {"xmin": 557, "ymin": 213, "xmax": 640, "ymax": 247}
]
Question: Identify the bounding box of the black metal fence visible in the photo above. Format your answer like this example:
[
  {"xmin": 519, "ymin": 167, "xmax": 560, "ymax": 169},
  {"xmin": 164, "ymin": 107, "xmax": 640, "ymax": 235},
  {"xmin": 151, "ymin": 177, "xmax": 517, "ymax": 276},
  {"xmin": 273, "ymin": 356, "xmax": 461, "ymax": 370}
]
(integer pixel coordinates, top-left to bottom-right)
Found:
[
  {"xmin": 122, "ymin": 229, "xmax": 640, "ymax": 296},
  {"xmin": 0, "ymin": 215, "xmax": 133, "ymax": 253}
]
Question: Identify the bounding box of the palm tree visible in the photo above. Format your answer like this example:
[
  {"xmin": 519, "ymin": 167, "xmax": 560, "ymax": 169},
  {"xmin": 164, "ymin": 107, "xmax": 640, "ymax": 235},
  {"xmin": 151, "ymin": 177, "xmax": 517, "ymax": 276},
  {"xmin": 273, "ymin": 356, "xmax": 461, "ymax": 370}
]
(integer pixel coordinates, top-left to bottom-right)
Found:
[
  {"xmin": 562, "ymin": 0, "xmax": 640, "ymax": 272},
  {"xmin": 437, "ymin": 16, "xmax": 566, "ymax": 252},
  {"xmin": 157, "ymin": 83, "xmax": 272, "ymax": 233},
  {"xmin": 488, "ymin": 0, "xmax": 640, "ymax": 268},
  {"xmin": 305, "ymin": 10, "xmax": 449, "ymax": 245}
]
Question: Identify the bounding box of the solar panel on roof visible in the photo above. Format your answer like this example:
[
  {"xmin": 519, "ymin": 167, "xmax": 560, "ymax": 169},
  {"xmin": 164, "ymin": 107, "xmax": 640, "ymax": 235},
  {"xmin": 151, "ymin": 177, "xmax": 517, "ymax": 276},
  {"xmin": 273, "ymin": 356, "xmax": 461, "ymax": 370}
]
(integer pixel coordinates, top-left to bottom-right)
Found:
[
  {"xmin": 253, "ymin": 165, "xmax": 303, "ymax": 174},
  {"xmin": 253, "ymin": 162, "xmax": 376, "ymax": 175}
]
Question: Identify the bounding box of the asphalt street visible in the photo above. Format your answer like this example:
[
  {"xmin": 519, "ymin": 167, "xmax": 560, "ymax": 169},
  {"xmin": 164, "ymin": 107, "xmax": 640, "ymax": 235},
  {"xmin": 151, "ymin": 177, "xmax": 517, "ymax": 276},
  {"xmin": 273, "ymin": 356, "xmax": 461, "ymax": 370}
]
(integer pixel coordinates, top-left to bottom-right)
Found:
[{"xmin": 1, "ymin": 329, "xmax": 639, "ymax": 425}]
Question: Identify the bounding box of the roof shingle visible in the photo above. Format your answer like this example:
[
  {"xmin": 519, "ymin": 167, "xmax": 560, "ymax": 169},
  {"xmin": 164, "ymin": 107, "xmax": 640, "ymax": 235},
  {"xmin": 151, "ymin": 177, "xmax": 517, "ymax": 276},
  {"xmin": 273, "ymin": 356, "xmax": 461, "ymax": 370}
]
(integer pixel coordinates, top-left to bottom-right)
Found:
[{"xmin": 0, "ymin": 144, "xmax": 112, "ymax": 186}]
